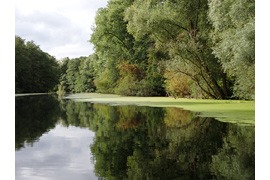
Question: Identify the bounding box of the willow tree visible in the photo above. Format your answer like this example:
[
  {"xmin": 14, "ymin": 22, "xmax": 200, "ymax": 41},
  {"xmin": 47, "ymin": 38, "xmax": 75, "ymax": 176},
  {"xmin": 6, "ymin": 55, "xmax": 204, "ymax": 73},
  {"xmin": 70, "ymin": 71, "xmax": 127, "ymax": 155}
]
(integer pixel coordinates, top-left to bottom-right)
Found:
[
  {"xmin": 90, "ymin": 0, "xmax": 166, "ymax": 96},
  {"xmin": 208, "ymin": 0, "xmax": 255, "ymax": 99},
  {"xmin": 90, "ymin": 0, "xmax": 135, "ymax": 93},
  {"xmin": 125, "ymin": 0, "xmax": 232, "ymax": 99}
]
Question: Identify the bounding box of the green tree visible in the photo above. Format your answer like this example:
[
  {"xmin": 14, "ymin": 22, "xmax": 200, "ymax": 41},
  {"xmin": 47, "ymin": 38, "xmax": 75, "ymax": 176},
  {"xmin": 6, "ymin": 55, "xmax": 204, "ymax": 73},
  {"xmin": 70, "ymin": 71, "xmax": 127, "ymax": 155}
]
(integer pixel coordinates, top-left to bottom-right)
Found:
[
  {"xmin": 15, "ymin": 36, "xmax": 60, "ymax": 93},
  {"xmin": 75, "ymin": 56, "xmax": 96, "ymax": 92},
  {"xmin": 57, "ymin": 56, "xmax": 96, "ymax": 95},
  {"xmin": 15, "ymin": 36, "xmax": 32, "ymax": 93},
  {"xmin": 57, "ymin": 57, "xmax": 70, "ymax": 96},
  {"xmin": 91, "ymin": 0, "xmax": 166, "ymax": 96},
  {"xmin": 65, "ymin": 57, "xmax": 81, "ymax": 93},
  {"xmin": 125, "ymin": 0, "xmax": 233, "ymax": 99},
  {"xmin": 208, "ymin": 0, "xmax": 255, "ymax": 99},
  {"xmin": 90, "ymin": 1, "xmax": 133, "ymax": 92}
]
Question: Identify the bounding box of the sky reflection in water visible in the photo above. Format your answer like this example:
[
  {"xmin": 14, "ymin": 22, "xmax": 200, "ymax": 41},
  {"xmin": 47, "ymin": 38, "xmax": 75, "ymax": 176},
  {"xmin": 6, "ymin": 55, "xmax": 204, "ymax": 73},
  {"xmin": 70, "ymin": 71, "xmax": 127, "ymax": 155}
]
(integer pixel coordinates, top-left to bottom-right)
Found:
[
  {"xmin": 15, "ymin": 95, "xmax": 255, "ymax": 179},
  {"xmin": 16, "ymin": 124, "xmax": 97, "ymax": 180}
]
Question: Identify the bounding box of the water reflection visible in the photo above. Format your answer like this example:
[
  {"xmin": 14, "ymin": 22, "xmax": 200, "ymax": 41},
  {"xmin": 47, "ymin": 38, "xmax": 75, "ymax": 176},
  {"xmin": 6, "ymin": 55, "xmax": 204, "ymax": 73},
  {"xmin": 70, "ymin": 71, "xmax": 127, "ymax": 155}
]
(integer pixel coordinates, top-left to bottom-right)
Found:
[
  {"xmin": 16, "ymin": 124, "xmax": 97, "ymax": 180},
  {"xmin": 59, "ymin": 100, "xmax": 255, "ymax": 179},
  {"xmin": 15, "ymin": 96, "xmax": 255, "ymax": 179},
  {"xmin": 16, "ymin": 95, "xmax": 97, "ymax": 180},
  {"xmin": 15, "ymin": 95, "xmax": 61, "ymax": 150}
]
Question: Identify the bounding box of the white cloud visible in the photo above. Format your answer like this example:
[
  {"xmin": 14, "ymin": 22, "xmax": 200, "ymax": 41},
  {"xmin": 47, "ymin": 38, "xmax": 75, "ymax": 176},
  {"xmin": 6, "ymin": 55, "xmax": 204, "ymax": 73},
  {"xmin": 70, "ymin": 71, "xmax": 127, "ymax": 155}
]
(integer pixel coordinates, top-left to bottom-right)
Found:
[{"xmin": 15, "ymin": 0, "xmax": 108, "ymax": 59}]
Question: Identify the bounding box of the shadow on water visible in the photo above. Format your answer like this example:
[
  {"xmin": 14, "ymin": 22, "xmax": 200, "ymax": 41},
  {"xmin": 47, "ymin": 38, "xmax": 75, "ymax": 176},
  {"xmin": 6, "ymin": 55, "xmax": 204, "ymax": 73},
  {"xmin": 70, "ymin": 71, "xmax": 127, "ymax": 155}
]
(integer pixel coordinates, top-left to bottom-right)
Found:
[{"xmin": 15, "ymin": 96, "xmax": 255, "ymax": 179}]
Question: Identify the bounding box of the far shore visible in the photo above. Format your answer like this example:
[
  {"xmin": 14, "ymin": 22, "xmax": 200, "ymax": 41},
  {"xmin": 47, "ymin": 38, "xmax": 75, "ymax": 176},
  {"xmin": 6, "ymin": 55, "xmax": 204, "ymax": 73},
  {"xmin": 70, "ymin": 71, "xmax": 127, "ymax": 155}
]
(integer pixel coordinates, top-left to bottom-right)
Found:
[{"xmin": 15, "ymin": 93, "xmax": 50, "ymax": 97}]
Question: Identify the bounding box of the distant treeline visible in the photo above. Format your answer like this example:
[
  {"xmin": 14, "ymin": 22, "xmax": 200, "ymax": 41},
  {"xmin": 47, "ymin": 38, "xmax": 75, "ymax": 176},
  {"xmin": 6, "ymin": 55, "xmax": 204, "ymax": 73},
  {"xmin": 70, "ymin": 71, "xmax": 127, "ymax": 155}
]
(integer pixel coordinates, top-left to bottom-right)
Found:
[
  {"xmin": 15, "ymin": 36, "xmax": 60, "ymax": 93},
  {"xmin": 15, "ymin": 0, "xmax": 254, "ymax": 100}
]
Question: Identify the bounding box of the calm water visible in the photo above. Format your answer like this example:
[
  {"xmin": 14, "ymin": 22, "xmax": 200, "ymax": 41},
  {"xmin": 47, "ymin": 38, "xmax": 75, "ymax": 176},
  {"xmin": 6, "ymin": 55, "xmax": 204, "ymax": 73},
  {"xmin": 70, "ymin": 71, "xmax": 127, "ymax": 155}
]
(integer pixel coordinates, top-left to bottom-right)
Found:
[{"xmin": 15, "ymin": 95, "xmax": 255, "ymax": 179}]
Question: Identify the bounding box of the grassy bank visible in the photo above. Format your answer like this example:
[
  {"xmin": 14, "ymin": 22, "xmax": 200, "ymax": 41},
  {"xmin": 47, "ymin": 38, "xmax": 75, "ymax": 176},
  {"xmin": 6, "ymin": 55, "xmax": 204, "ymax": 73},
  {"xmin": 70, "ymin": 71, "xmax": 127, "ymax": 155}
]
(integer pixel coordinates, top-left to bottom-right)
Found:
[{"xmin": 64, "ymin": 93, "xmax": 255, "ymax": 126}]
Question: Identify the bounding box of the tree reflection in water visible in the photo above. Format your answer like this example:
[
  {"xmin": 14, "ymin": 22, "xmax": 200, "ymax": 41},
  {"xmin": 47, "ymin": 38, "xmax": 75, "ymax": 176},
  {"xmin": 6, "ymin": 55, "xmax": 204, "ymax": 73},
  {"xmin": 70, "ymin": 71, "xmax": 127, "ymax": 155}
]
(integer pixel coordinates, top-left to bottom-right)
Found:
[
  {"xmin": 62, "ymin": 101, "xmax": 255, "ymax": 179},
  {"xmin": 15, "ymin": 97, "xmax": 255, "ymax": 179},
  {"xmin": 15, "ymin": 95, "xmax": 61, "ymax": 150}
]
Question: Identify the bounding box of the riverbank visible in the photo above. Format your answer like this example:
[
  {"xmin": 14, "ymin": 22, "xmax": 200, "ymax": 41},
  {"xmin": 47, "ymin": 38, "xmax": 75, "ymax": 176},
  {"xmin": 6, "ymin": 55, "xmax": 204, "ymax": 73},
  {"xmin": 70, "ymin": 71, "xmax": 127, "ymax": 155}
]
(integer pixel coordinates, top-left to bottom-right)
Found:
[
  {"xmin": 64, "ymin": 93, "xmax": 255, "ymax": 126},
  {"xmin": 15, "ymin": 93, "xmax": 50, "ymax": 97}
]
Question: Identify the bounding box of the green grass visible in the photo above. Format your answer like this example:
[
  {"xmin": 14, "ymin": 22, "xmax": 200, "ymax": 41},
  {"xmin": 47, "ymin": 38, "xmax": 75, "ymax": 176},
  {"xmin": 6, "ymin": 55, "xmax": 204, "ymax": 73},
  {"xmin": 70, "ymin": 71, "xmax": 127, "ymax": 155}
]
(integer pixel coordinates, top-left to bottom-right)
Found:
[{"xmin": 65, "ymin": 93, "xmax": 255, "ymax": 126}]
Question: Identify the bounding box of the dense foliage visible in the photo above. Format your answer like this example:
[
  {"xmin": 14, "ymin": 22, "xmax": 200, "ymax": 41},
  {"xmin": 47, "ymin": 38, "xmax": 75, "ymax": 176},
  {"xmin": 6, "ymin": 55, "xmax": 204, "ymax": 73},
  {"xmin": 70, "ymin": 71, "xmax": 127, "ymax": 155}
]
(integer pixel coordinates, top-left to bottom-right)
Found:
[
  {"xmin": 87, "ymin": 0, "xmax": 254, "ymax": 99},
  {"xmin": 57, "ymin": 55, "xmax": 96, "ymax": 96},
  {"xmin": 90, "ymin": 0, "xmax": 166, "ymax": 96},
  {"xmin": 15, "ymin": 36, "xmax": 60, "ymax": 93},
  {"xmin": 208, "ymin": 0, "xmax": 255, "ymax": 99},
  {"xmin": 17, "ymin": 0, "xmax": 254, "ymax": 99}
]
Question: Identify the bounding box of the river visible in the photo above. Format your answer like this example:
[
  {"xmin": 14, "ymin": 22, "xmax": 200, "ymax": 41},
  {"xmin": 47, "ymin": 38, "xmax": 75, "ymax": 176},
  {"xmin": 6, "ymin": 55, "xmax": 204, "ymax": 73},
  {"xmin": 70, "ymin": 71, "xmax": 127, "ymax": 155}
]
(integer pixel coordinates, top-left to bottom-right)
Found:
[{"xmin": 15, "ymin": 95, "xmax": 255, "ymax": 179}]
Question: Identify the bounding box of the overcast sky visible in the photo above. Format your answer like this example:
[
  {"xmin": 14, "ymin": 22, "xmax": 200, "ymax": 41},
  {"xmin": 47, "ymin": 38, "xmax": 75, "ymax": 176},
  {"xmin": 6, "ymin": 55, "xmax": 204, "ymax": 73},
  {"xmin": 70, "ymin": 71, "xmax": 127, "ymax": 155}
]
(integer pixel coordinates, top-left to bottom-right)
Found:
[{"xmin": 15, "ymin": 0, "xmax": 108, "ymax": 59}]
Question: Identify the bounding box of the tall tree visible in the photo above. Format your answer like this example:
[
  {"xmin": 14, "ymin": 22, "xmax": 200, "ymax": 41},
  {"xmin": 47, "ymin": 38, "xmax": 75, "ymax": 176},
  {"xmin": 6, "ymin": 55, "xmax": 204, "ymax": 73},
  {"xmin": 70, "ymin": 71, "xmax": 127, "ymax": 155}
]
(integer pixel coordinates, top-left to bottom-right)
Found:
[
  {"xmin": 15, "ymin": 36, "xmax": 60, "ymax": 93},
  {"xmin": 91, "ymin": 0, "xmax": 166, "ymax": 96},
  {"xmin": 15, "ymin": 36, "xmax": 32, "ymax": 93},
  {"xmin": 208, "ymin": 0, "xmax": 255, "ymax": 99},
  {"xmin": 125, "ymin": 0, "xmax": 233, "ymax": 99},
  {"xmin": 90, "ymin": 1, "xmax": 134, "ymax": 92}
]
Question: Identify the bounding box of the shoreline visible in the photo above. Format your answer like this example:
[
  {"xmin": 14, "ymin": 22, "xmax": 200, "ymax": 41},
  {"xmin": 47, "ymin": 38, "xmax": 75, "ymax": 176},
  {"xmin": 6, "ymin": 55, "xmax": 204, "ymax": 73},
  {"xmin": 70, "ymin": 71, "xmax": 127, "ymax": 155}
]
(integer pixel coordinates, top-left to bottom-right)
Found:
[
  {"xmin": 64, "ymin": 93, "xmax": 255, "ymax": 126},
  {"xmin": 15, "ymin": 93, "xmax": 50, "ymax": 97}
]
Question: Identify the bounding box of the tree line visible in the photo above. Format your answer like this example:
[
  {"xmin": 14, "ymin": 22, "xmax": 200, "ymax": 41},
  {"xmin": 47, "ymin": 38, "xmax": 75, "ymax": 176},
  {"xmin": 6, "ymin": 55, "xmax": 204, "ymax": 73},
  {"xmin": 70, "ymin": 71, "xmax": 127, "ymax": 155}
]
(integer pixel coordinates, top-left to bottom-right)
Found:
[
  {"xmin": 88, "ymin": 0, "xmax": 254, "ymax": 99},
  {"xmin": 15, "ymin": 36, "xmax": 60, "ymax": 93},
  {"xmin": 15, "ymin": 0, "xmax": 255, "ymax": 100}
]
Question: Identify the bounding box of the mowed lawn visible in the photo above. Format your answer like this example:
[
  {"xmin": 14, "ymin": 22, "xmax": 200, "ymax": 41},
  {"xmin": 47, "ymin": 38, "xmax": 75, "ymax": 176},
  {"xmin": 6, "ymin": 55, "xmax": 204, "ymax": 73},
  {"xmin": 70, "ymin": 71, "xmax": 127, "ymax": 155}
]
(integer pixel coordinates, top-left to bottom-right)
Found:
[{"xmin": 65, "ymin": 93, "xmax": 255, "ymax": 126}]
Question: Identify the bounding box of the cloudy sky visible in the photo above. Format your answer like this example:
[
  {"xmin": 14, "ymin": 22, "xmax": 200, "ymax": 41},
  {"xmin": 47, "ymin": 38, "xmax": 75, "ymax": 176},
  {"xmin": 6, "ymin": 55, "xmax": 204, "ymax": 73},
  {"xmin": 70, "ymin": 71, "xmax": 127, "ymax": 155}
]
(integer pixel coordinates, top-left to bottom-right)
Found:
[{"xmin": 15, "ymin": 0, "xmax": 108, "ymax": 59}]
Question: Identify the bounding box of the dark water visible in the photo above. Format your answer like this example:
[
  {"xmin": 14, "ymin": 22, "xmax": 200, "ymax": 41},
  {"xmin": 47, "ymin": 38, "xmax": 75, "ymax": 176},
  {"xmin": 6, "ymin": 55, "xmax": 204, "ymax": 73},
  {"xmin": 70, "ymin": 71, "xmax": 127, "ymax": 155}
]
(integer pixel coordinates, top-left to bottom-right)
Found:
[{"xmin": 15, "ymin": 95, "xmax": 255, "ymax": 180}]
